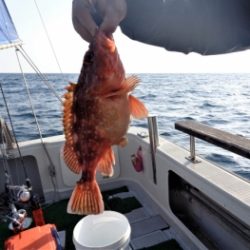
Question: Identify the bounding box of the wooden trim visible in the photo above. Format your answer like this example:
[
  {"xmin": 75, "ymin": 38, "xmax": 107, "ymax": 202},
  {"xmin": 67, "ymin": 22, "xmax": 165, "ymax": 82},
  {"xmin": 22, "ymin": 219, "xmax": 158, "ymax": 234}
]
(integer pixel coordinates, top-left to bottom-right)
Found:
[{"xmin": 175, "ymin": 121, "xmax": 250, "ymax": 159}]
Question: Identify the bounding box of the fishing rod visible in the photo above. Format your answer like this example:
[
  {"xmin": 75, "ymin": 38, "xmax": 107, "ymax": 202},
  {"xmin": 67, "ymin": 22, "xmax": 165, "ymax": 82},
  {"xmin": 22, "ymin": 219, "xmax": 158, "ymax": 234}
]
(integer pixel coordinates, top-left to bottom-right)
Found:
[
  {"xmin": 0, "ymin": 81, "xmax": 35, "ymax": 231},
  {"xmin": 0, "ymin": 81, "xmax": 30, "ymax": 182},
  {"xmin": 0, "ymin": 81, "xmax": 47, "ymax": 230}
]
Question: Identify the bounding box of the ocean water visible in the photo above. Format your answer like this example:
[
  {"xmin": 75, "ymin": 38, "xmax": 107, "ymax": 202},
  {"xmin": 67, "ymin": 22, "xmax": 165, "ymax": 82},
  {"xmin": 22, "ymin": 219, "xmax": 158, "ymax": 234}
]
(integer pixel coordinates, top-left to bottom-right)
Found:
[{"xmin": 0, "ymin": 73, "xmax": 250, "ymax": 181}]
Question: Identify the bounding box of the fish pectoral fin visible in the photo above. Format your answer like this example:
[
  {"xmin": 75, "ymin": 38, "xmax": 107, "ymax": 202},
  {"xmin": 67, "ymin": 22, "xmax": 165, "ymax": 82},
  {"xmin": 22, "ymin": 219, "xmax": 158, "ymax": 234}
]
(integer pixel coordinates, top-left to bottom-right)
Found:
[
  {"xmin": 103, "ymin": 75, "xmax": 140, "ymax": 98},
  {"xmin": 129, "ymin": 95, "xmax": 148, "ymax": 119},
  {"xmin": 97, "ymin": 147, "xmax": 115, "ymax": 177},
  {"xmin": 63, "ymin": 144, "xmax": 81, "ymax": 174}
]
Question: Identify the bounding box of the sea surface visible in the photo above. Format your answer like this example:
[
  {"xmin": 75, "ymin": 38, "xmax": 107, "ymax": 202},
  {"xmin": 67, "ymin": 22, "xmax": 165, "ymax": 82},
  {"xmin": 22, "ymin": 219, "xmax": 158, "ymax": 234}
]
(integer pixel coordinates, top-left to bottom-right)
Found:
[{"xmin": 0, "ymin": 73, "xmax": 250, "ymax": 181}]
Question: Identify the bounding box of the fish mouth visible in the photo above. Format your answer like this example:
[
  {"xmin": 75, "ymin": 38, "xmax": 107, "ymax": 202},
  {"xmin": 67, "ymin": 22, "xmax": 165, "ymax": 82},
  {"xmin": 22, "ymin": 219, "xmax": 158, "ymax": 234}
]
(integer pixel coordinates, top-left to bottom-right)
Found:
[{"xmin": 95, "ymin": 31, "xmax": 116, "ymax": 53}]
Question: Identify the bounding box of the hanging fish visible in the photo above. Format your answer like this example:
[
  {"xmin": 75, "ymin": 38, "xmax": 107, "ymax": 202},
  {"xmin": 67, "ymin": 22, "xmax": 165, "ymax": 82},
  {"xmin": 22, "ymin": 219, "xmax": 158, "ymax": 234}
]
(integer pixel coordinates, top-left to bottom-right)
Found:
[{"xmin": 63, "ymin": 31, "xmax": 148, "ymax": 215}]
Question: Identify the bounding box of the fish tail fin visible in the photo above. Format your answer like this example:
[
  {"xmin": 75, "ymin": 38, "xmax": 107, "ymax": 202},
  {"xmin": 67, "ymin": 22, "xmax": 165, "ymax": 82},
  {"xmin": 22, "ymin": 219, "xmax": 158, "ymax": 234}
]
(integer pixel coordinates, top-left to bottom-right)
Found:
[
  {"xmin": 97, "ymin": 147, "xmax": 115, "ymax": 177},
  {"xmin": 129, "ymin": 95, "xmax": 148, "ymax": 119},
  {"xmin": 67, "ymin": 180, "xmax": 104, "ymax": 215},
  {"xmin": 63, "ymin": 144, "xmax": 81, "ymax": 174}
]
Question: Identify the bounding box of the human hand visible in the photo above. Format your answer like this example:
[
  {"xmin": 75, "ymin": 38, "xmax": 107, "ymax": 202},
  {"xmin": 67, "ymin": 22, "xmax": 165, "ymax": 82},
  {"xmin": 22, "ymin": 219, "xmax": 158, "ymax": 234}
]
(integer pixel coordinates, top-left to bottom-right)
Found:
[{"xmin": 72, "ymin": 0, "xmax": 127, "ymax": 42}]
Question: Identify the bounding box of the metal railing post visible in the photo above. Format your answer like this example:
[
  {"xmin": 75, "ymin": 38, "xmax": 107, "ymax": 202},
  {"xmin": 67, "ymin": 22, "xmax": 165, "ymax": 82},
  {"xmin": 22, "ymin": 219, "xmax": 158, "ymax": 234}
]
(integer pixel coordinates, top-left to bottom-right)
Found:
[
  {"xmin": 147, "ymin": 115, "xmax": 159, "ymax": 184},
  {"xmin": 190, "ymin": 136, "xmax": 196, "ymax": 161},
  {"xmin": 187, "ymin": 135, "xmax": 200, "ymax": 163}
]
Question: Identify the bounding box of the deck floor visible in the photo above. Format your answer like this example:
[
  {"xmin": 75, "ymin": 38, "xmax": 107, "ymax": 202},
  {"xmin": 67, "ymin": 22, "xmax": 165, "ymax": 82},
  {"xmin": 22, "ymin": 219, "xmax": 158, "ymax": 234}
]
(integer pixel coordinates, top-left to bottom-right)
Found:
[
  {"xmin": 0, "ymin": 184, "xmax": 182, "ymax": 250},
  {"xmin": 100, "ymin": 184, "xmax": 182, "ymax": 250}
]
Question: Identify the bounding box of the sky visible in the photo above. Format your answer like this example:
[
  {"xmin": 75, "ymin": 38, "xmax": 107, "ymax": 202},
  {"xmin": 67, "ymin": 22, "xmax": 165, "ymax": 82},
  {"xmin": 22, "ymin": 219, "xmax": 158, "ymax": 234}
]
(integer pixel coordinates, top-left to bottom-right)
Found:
[{"xmin": 1, "ymin": 0, "xmax": 250, "ymax": 74}]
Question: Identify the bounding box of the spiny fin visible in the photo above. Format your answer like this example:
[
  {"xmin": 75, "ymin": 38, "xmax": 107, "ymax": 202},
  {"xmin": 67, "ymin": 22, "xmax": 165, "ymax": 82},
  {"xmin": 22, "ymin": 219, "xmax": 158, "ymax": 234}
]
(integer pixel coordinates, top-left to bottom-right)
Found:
[
  {"xmin": 104, "ymin": 75, "xmax": 140, "ymax": 98},
  {"xmin": 123, "ymin": 75, "xmax": 140, "ymax": 92},
  {"xmin": 63, "ymin": 83, "xmax": 79, "ymax": 173},
  {"xmin": 67, "ymin": 180, "xmax": 104, "ymax": 215},
  {"xmin": 63, "ymin": 144, "xmax": 81, "ymax": 174},
  {"xmin": 97, "ymin": 147, "xmax": 115, "ymax": 177},
  {"xmin": 129, "ymin": 95, "xmax": 148, "ymax": 119},
  {"xmin": 63, "ymin": 82, "xmax": 76, "ymax": 146},
  {"xmin": 65, "ymin": 82, "xmax": 77, "ymax": 92}
]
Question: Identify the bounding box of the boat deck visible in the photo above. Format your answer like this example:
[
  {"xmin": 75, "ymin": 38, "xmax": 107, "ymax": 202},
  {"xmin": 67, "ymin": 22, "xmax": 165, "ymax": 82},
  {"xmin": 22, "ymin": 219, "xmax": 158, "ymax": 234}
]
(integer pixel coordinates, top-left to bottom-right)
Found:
[
  {"xmin": 0, "ymin": 182, "xmax": 183, "ymax": 250},
  {"xmin": 101, "ymin": 184, "xmax": 182, "ymax": 250}
]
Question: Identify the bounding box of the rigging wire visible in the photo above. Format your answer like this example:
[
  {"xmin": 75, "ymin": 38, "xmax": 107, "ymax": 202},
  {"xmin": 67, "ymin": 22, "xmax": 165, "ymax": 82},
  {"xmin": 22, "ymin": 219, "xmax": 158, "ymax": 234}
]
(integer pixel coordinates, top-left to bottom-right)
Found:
[
  {"xmin": 16, "ymin": 46, "xmax": 63, "ymax": 104},
  {"xmin": 0, "ymin": 81, "xmax": 29, "ymax": 180},
  {"xmin": 1, "ymin": 0, "xmax": 70, "ymax": 202},
  {"xmin": 33, "ymin": 0, "xmax": 64, "ymax": 75},
  {"xmin": 15, "ymin": 48, "xmax": 60, "ymax": 201}
]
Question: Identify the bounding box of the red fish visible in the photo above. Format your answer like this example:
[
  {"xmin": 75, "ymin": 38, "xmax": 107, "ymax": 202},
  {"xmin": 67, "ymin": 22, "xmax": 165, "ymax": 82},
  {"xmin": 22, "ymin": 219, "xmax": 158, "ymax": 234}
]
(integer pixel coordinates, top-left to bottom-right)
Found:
[{"xmin": 63, "ymin": 31, "xmax": 148, "ymax": 215}]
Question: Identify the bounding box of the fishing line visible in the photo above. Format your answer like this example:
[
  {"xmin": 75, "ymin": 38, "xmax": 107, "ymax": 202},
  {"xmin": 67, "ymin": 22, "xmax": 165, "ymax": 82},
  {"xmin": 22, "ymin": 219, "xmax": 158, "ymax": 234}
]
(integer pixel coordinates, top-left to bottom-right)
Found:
[
  {"xmin": 0, "ymin": 81, "xmax": 29, "ymax": 180},
  {"xmin": 32, "ymin": 0, "xmax": 65, "ymax": 76}
]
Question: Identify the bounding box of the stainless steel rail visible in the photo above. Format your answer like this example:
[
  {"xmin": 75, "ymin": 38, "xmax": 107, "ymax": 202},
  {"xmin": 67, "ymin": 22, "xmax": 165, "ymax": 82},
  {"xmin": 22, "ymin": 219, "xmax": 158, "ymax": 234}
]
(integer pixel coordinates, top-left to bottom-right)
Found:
[
  {"xmin": 147, "ymin": 115, "xmax": 159, "ymax": 184},
  {"xmin": 175, "ymin": 120, "xmax": 250, "ymax": 163}
]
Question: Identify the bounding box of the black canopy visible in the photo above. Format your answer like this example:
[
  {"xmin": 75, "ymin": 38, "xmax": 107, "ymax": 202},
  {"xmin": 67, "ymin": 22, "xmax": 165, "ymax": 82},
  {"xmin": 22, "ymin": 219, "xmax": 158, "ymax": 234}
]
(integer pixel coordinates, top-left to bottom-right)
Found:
[{"xmin": 120, "ymin": 0, "xmax": 250, "ymax": 55}]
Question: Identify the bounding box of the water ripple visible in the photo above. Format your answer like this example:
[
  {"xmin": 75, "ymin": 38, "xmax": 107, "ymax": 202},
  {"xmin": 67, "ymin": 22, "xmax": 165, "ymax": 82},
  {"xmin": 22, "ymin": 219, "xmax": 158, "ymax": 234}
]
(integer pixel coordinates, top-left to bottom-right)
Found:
[{"xmin": 0, "ymin": 73, "xmax": 250, "ymax": 181}]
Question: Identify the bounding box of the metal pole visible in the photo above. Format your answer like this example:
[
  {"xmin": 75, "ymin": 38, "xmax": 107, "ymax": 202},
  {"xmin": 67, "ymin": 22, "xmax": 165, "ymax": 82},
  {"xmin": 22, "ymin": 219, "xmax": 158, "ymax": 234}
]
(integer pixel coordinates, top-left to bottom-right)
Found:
[
  {"xmin": 147, "ymin": 115, "xmax": 159, "ymax": 184},
  {"xmin": 187, "ymin": 135, "xmax": 200, "ymax": 163},
  {"xmin": 190, "ymin": 136, "xmax": 196, "ymax": 161}
]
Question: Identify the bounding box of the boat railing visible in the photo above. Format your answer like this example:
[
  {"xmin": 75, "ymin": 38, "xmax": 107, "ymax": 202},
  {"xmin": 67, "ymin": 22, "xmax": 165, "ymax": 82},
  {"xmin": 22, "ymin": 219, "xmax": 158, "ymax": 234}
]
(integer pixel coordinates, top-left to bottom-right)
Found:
[
  {"xmin": 175, "ymin": 120, "xmax": 250, "ymax": 163},
  {"xmin": 147, "ymin": 115, "xmax": 159, "ymax": 184}
]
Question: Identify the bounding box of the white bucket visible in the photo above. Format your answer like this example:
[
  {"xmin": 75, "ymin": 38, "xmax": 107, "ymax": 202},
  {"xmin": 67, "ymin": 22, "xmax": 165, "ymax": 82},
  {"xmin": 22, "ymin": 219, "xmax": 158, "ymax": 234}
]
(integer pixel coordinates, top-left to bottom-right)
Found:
[{"xmin": 73, "ymin": 211, "xmax": 131, "ymax": 250}]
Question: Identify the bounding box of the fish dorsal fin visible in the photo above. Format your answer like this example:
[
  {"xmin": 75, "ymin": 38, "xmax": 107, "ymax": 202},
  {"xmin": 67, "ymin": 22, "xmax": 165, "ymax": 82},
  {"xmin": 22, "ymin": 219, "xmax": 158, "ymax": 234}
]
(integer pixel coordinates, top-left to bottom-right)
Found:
[
  {"xmin": 63, "ymin": 82, "xmax": 76, "ymax": 146},
  {"xmin": 104, "ymin": 75, "xmax": 140, "ymax": 98},
  {"xmin": 123, "ymin": 75, "xmax": 140, "ymax": 92},
  {"xmin": 63, "ymin": 82, "xmax": 81, "ymax": 174},
  {"xmin": 97, "ymin": 147, "xmax": 115, "ymax": 177},
  {"xmin": 129, "ymin": 95, "xmax": 148, "ymax": 119}
]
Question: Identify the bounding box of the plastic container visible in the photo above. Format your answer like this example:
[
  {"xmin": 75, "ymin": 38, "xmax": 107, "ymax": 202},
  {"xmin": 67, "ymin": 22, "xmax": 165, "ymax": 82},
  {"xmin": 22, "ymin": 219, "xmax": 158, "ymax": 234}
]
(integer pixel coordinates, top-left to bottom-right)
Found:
[
  {"xmin": 4, "ymin": 224, "xmax": 60, "ymax": 250},
  {"xmin": 73, "ymin": 211, "xmax": 131, "ymax": 250}
]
